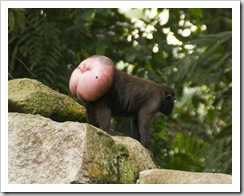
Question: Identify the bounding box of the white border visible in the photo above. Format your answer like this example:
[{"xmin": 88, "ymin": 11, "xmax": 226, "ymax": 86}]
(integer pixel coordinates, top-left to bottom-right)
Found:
[
  {"xmin": 1, "ymin": 1, "xmax": 240, "ymax": 193},
  {"xmin": 1, "ymin": 0, "xmax": 241, "ymax": 8}
]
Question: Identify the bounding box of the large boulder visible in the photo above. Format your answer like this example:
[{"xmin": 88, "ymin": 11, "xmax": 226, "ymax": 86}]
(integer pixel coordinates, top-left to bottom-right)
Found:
[
  {"xmin": 8, "ymin": 112, "xmax": 156, "ymax": 184},
  {"xmin": 8, "ymin": 78, "xmax": 232, "ymax": 185},
  {"xmin": 8, "ymin": 78, "xmax": 86, "ymax": 122},
  {"xmin": 137, "ymin": 169, "xmax": 232, "ymax": 184}
]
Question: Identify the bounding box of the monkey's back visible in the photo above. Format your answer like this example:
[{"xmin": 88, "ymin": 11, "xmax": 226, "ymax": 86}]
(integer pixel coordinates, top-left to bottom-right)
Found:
[{"xmin": 105, "ymin": 70, "xmax": 164, "ymax": 118}]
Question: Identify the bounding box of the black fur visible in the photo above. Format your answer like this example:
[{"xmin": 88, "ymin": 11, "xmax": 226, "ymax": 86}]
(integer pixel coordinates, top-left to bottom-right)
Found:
[{"xmin": 85, "ymin": 69, "xmax": 175, "ymax": 149}]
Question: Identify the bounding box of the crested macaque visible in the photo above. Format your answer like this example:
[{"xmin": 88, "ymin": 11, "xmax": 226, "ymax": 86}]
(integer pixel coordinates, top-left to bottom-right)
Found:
[{"xmin": 69, "ymin": 55, "xmax": 175, "ymax": 150}]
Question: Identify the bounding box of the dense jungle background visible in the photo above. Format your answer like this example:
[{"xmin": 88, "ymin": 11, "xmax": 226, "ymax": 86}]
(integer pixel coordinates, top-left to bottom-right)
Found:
[{"xmin": 8, "ymin": 8, "xmax": 232, "ymax": 174}]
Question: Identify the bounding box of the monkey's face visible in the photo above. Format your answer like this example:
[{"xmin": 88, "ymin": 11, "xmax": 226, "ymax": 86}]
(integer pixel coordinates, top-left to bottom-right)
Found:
[{"xmin": 160, "ymin": 88, "xmax": 175, "ymax": 115}]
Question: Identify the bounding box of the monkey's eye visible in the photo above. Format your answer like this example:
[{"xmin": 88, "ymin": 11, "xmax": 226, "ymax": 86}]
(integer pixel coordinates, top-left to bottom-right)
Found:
[
  {"xmin": 165, "ymin": 94, "xmax": 176, "ymax": 102},
  {"xmin": 165, "ymin": 94, "xmax": 171, "ymax": 99}
]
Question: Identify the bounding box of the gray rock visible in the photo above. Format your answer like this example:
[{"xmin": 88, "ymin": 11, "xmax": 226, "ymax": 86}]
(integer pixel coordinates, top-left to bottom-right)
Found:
[
  {"xmin": 137, "ymin": 169, "xmax": 232, "ymax": 184},
  {"xmin": 8, "ymin": 112, "xmax": 155, "ymax": 184},
  {"xmin": 8, "ymin": 78, "xmax": 86, "ymax": 122},
  {"xmin": 113, "ymin": 137, "xmax": 156, "ymax": 173}
]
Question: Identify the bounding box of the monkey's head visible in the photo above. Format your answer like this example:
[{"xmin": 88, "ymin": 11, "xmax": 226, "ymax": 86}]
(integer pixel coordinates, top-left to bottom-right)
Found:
[{"xmin": 160, "ymin": 85, "xmax": 175, "ymax": 116}]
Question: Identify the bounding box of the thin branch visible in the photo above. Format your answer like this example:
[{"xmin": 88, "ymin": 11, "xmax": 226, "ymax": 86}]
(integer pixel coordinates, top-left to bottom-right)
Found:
[{"xmin": 8, "ymin": 53, "xmax": 37, "ymax": 78}]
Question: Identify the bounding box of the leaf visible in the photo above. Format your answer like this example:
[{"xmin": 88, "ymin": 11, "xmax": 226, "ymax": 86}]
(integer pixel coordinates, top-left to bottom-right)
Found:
[
  {"xmin": 188, "ymin": 8, "xmax": 203, "ymax": 18},
  {"xmin": 96, "ymin": 43, "xmax": 105, "ymax": 55},
  {"xmin": 80, "ymin": 49, "xmax": 90, "ymax": 58},
  {"xmin": 8, "ymin": 10, "xmax": 15, "ymax": 32},
  {"xmin": 81, "ymin": 9, "xmax": 96, "ymax": 21},
  {"xmin": 209, "ymin": 53, "xmax": 230, "ymax": 71}
]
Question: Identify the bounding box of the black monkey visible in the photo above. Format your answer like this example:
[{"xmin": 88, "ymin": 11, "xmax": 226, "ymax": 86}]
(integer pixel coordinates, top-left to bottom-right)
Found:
[{"xmin": 69, "ymin": 55, "xmax": 175, "ymax": 150}]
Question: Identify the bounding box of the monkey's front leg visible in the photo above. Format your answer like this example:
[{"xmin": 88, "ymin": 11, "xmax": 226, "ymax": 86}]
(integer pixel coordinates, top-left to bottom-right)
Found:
[
  {"xmin": 131, "ymin": 117, "xmax": 140, "ymax": 141},
  {"xmin": 137, "ymin": 111, "xmax": 154, "ymax": 156},
  {"xmin": 86, "ymin": 103, "xmax": 99, "ymax": 128}
]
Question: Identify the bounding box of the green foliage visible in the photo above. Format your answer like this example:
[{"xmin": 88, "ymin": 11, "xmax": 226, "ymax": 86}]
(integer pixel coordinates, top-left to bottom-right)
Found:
[{"xmin": 8, "ymin": 8, "xmax": 232, "ymax": 174}]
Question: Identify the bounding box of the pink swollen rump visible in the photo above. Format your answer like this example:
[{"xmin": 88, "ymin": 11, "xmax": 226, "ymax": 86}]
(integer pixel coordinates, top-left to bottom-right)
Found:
[{"xmin": 69, "ymin": 56, "xmax": 115, "ymax": 102}]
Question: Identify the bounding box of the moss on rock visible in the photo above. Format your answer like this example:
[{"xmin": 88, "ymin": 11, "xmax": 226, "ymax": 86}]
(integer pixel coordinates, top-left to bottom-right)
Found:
[
  {"xmin": 79, "ymin": 125, "xmax": 136, "ymax": 184},
  {"xmin": 8, "ymin": 78, "xmax": 86, "ymax": 122}
]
